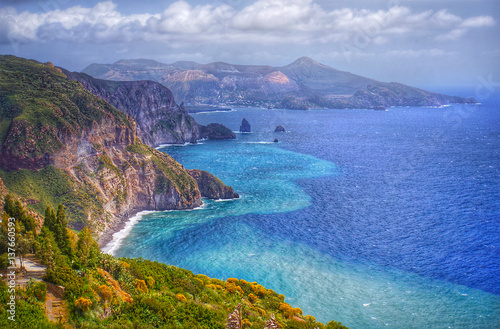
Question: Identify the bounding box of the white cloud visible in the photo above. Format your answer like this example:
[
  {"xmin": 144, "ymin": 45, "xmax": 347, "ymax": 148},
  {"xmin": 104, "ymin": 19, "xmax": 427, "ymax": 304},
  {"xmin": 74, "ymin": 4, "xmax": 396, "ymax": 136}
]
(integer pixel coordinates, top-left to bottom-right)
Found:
[
  {"xmin": 0, "ymin": 0, "xmax": 496, "ymax": 46},
  {"xmin": 460, "ymin": 16, "xmax": 496, "ymax": 28}
]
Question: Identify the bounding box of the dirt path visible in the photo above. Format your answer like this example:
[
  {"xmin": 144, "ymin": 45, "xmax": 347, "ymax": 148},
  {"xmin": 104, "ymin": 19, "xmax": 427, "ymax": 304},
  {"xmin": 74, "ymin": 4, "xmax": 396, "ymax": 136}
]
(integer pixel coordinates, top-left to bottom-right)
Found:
[{"xmin": 15, "ymin": 254, "xmax": 68, "ymax": 324}]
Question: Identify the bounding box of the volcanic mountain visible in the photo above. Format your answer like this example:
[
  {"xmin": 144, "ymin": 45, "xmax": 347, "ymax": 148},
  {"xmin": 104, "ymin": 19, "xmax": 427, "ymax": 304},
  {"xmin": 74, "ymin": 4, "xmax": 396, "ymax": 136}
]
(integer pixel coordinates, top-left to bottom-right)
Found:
[{"xmin": 82, "ymin": 57, "xmax": 476, "ymax": 109}]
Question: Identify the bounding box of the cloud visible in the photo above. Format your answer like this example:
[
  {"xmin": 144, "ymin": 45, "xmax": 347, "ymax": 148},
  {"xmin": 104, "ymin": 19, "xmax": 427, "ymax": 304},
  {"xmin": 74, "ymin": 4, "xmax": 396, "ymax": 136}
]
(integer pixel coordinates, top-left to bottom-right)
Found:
[
  {"xmin": 460, "ymin": 16, "xmax": 496, "ymax": 28},
  {"xmin": 0, "ymin": 0, "xmax": 496, "ymax": 46}
]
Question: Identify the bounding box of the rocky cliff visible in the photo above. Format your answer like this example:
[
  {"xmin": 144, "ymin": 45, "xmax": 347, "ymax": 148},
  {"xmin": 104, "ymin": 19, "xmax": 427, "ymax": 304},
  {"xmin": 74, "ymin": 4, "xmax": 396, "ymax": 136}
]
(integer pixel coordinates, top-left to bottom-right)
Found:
[
  {"xmin": 0, "ymin": 55, "xmax": 237, "ymax": 235},
  {"xmin": 61, "ymin": 69, "xmax": 201, "ymax": 147},
  {"xmin": 188, "ymin": 170, "xmax": 239, "ymax": 199},
  {"xmin": 83, "ymin": 57, "xmax": 476, "ymax": 109}
]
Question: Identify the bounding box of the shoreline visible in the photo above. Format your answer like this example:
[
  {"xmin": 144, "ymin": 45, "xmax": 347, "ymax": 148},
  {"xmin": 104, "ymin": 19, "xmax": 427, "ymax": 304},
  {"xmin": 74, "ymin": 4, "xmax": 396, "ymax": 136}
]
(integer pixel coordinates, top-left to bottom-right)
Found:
[
  {"xmin": 98, "ymin": 209, "xmax": 146, "ymax": 250},
  {"xmin": 98, "ymin": 202, "xmax": 210, "ymax": 253}
]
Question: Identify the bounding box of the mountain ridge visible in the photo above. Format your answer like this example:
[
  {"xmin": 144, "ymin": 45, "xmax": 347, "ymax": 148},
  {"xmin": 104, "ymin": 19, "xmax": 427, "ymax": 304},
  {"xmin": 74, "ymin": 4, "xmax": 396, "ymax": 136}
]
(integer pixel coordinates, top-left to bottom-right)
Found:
[{"xmin": 82, "ymin": 57, "xmax": 476, "ymax": 109}]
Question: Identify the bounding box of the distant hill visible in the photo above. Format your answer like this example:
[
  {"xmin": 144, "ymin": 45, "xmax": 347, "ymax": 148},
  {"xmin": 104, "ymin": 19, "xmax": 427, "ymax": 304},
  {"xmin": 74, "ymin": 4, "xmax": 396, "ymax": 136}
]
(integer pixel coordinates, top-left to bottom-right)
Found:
[{"xmin": 82, "ymin": 57, "xmax": 476, "ymax": 109}]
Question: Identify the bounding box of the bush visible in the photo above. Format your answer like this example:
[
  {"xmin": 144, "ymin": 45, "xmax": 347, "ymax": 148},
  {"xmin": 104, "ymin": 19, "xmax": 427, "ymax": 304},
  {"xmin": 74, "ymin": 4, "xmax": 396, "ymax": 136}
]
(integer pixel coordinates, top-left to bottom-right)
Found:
[
  {"xmin": 135, "ymin": 279, "xmax": 148, "ymax": 294},
  {"xmin": 75, "ymin": 297, "xmax": 93, "ymax": 312},
  {"xmin": 175, "ymin": 293, "xmax": 187, "ymax": 303},
  {"xmin": 98, "ymin": 285, "xmax": 113, "ymax": 303},
  {"xmin": 248, "ymin": 293, "xmax": 258, "ymax": 303},
  {"xmin": 0, "ymin": 253, "xmax": 9, "ymax": 271},
  {"xmin": 145, "ymin": 276, "xmax": 155, "ymax": 289},
  {"xmin": 28, "ymin": 280, "xmax": 47, "ymax": 302}
]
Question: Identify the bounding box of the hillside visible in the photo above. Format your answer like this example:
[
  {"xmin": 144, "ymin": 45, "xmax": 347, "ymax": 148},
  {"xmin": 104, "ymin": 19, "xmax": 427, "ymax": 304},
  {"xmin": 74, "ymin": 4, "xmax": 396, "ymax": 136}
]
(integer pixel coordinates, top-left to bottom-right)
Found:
[
  {"xmin": 0, "ymin": 55, "xmax": 237, "ymax": 235},
  {"xmin": 0, "ymin": 54, "xmax": 346, "ymax": 329},
  {"xmin": 0, "ymin": 198, "xmax": 346, "ymax": 329},
  {"xmin": 82, "ymin": 57, "xmax": 476, "ymax": 109}
]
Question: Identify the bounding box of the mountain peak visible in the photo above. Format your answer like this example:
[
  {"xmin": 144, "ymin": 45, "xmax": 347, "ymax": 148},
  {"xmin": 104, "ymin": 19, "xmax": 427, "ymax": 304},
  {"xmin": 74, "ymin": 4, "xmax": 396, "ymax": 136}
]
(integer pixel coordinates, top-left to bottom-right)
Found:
[
  {"xmin": 113, "ymin": 58, "xmax": 167, "ymax": 68},
  {"xmin": 289, "ymin": 56, "xmax": 320, "ymax": 66}
]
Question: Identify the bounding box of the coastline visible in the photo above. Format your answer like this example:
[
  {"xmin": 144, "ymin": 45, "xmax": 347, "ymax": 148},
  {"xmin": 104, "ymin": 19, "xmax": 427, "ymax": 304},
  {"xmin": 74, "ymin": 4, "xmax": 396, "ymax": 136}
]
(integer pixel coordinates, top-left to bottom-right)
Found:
[
  {"xmin": 98, "ymin": 210, "xmax": 152, "ymax": 253},
  {"xmin": 97, "ymin": 213, "xmax": 134, "ymax": 249},
  {"xmin": 98, "ymin": 202, "xmax": 210, "ymax": 254}
]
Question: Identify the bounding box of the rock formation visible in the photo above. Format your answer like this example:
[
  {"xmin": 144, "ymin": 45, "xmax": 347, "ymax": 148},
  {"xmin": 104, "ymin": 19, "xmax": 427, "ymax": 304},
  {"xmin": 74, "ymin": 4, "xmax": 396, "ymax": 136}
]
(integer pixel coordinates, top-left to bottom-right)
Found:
[
  {"xmin": 226, "ymin": 304, "xmax": 242, "ymax": 329},
  {"xmin": 240, "ymin": 118, "xmax": 251, "ymax": 133},
  {"xmin": 264, "ymin": 314, "xmax": 280, "ymax": 329},
  {"xmin": 0, "ymin": 55, "xmax": 237, "ymax": 236},
  {"xmin": 199, "ymin": 123, "xmax": 236, "ymax": 140},
  {"xmin": 273, "ymin": 138, "xmax": 279, "ymax": 143},
  {"xmin": 61, "ymin": 69, "xmax": 200, "ymax": 147},
  {"xmin": 188, "ymin": 170, "xmax": 239, "ymax": 199},
  {"xmin": 274, "ymin": 126, "xmax": 286, "ymax": 132}
]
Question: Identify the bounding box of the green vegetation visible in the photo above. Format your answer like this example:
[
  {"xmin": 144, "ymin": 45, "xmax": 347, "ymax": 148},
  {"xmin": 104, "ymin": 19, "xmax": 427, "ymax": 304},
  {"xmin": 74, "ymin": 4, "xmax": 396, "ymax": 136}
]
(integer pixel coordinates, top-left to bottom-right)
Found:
[
  {"xmin": 0, "ymin": 165, "xmax": 103, "ymax": 226},
  {"xmin": 127, "ymin": 141, "xmax": 199, "ymax": 203},
  {"xmin": 0, "ymin": 195, "xmax": 348, "ymax": 328},
  {"xmin": 0, "ymin": 55, "xmax": 132, "ymax": 164}
]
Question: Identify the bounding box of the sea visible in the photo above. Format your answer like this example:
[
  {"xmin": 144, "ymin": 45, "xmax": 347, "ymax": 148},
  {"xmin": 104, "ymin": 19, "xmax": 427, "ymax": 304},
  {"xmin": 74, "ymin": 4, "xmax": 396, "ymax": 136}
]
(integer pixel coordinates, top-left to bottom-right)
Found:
[{"xmin": 103, "ymin": 100, "xmax": 500, "ymax": 328}]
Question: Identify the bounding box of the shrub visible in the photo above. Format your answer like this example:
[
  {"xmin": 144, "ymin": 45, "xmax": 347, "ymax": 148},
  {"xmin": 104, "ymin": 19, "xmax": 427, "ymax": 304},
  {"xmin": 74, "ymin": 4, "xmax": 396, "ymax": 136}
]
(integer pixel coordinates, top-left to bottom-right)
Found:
[
  {"xmin": 248, "ymin": 293, "xmax": 258, "ymax": 304},
  {"xmin": 0, "ymin": 253, "xmax": 9, "ymax": 270},
  {"xmin": 75, "ymin": 297, "xmax": 93, "ymax": 312},
  {"xmin": 28, "ymin": 280, "xmax": 47, "ymax": 302},
  {"xmin": 175, "ymin": 293, "xmax": 187, "ymax": 303},
  {"xmin": 146, "ymin": 276, "xmax": 155, "ymax": 289},
  {"xmin": 98, "ymin": 285, "xmax": 113, "ymax": 303},
  {"xmin": 135, "ymin": 279, "xmax": 148, "ymax": 294},
  {"xmin": 326, "ymin": 320, "xmax": 349, "ymax": 329}
]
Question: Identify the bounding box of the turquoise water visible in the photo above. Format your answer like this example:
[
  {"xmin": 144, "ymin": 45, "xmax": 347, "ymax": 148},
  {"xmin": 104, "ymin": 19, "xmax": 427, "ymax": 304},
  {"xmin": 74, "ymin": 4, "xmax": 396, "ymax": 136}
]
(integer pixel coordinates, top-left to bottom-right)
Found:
[{"xmin": 108, "ymin": 106, "xmax": 500, "ymax": 328}]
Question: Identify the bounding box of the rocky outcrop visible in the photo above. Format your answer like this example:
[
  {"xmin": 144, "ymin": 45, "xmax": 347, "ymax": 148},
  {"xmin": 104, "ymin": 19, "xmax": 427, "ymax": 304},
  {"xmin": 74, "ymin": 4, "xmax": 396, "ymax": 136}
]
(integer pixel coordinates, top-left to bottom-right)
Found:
[
  {"xmin": 0, "ymin": 55, "xmax": 237, "ymax": 236},
  {"xmin": 240, "ymin": 119, "xmax": 251, "ymax": 133},
  {"xmin": 226, "ymin": 304, "xmax": 242, "ymax": 329},
  {"xmin": 199, "ymin": 123, "xmax": 236, "ymax": 140},
  {"xmin": 274, "ymin": 126, "xmax": 286, "ymax": 132},
  {"xmin": 188, "ymin": 170, "xmax": 239, "ymax": 200},
  {"xmin": 61, "ymin": 69, "xmax": 200, "ymax": 147},
  {"xmin": 264, "ymin": 314, "xmax": 280, "ymax": 329}
]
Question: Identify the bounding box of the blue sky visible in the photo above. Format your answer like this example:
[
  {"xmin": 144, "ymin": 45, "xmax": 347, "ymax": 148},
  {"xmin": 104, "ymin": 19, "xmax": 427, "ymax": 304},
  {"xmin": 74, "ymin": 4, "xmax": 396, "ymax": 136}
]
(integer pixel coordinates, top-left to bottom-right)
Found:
[{"xmin": 0, "ymin": 0, "xmax": 498, "ymax": 90}]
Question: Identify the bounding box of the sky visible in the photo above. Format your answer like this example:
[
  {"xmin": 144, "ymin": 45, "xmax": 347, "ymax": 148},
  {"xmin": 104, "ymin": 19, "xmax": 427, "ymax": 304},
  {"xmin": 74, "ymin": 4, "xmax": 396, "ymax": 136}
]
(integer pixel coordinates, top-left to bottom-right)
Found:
[{"xmin": 0, "ymin": 0, "xmax": 499, "ymax": 91}]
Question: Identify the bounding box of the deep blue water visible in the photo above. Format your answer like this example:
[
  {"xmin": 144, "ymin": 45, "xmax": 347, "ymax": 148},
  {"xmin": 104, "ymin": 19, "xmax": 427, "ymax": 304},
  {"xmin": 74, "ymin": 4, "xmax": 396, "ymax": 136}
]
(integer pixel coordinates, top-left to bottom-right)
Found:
[{"xmin": 106, "ymin": 104, "xmax": 500, "ymax": 328}]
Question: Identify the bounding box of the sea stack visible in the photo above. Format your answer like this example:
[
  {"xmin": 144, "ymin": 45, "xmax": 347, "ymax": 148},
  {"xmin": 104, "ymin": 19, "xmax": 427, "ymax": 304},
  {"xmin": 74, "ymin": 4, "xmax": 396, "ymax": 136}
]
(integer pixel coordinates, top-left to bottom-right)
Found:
[
  {"xmin": 240, "ymin": 118, "xmax": 251, "ymax": 133},
  {"xmin": 274, "ymin": 125, "xmax": 286, "ymax": 132}
]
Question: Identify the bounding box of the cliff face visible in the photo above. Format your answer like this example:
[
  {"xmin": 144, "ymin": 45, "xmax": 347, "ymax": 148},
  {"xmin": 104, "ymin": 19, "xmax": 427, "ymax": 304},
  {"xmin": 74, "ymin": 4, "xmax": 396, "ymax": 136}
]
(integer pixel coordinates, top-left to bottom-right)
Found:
[
  {"xmin": 62, "ymin": 70, "xmax": 200, "ymax": 147},
  {"xmin": 188, "ymin": 169, "xmax": 239, "ymax": 200},
  {"xmin": 0, "ymin": 55, "xmax": 236, "ymax": 235}
]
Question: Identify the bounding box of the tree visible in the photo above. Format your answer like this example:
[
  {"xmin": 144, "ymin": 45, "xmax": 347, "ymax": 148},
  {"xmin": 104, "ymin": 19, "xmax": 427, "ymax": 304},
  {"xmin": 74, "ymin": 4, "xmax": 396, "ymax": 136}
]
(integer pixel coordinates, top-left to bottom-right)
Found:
[
  {"xmin": 43, "ymin": 206, "xmax": 55, "ymax": 230},
  {"xmin": 3, "ymin": 196, "xmax": 36, "ymax": 234},
  {"xmin": 17, "ymin": 236, "xmax": 31, "ymax": 270},
  {"xmin": 43, "ymin": 205, "xmax": 72, "ymax": 259},
  {"xmin": 76, "ymin": 227, "xmax": 100, "ymax": 268},
  {"xmin": 56, "ymin": 205, "xmax": 72, "ymax": 258},
  {"xmin": 36, "ymin": 227, "xmax": 63, "ymax": 270},
  {"xmin": 3, "ymin": 194, "xmax": 15, "ymax": 217},
  {"xmin": 14, "ymin": 200, "xmax": 25, "ymax": 222}
]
